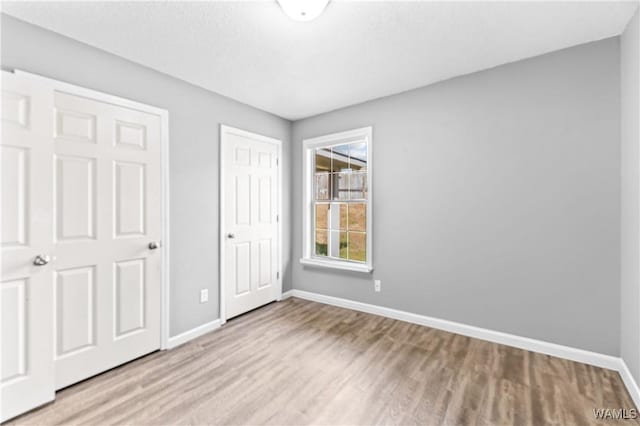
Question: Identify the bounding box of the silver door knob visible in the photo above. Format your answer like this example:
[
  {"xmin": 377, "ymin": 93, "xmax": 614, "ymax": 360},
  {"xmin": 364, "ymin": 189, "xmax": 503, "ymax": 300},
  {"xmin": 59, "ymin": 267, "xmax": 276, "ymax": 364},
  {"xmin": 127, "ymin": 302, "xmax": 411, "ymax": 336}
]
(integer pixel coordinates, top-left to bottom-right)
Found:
[
  {"xmin": 227, "ymin": 233, "xmax": 235, "ymax": 239},
  {"xmin": 33, "ymin": 255, "xmax": 50, "ymax": 266},
  {"xmin": 148, "ymin": 241, "xmax": 160, "ymax": 250}
]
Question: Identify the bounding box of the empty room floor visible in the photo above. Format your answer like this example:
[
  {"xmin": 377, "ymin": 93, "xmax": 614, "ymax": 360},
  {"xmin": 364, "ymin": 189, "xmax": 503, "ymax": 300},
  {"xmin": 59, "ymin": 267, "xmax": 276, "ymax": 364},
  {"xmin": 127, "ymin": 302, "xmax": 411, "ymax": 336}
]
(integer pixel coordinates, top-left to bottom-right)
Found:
[{"xmin": 8, "ymin": 298, "xmax": 637, "ymax": 426}]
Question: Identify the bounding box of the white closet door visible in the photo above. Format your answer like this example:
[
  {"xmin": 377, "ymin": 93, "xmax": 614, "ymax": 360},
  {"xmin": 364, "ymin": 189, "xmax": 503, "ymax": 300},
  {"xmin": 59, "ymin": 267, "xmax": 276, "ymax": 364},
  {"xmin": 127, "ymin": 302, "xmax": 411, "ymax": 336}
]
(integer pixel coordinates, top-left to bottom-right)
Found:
[
  {"xmin": 1, "ymin": 71, "xmax": 164, "ymax": 422},
  {"xmin": 52, "ymin": 91, "xmax": 162, "ymax": 390},
  {"xmin": 1, "ymin": 72, "xmax": 55, "ymax": 422},
  {"xmin": 222, "ymin": 126, "xmax": 280, "ymax": 320}
]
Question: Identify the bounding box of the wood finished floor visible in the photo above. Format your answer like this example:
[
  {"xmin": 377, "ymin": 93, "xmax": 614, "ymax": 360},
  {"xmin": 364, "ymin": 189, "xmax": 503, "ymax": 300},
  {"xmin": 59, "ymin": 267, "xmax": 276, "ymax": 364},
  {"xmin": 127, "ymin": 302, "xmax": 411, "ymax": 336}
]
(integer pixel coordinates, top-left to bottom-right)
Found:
[{"xmin": 8, "ymin": 297, "xmax": 638, "ymax": 426}]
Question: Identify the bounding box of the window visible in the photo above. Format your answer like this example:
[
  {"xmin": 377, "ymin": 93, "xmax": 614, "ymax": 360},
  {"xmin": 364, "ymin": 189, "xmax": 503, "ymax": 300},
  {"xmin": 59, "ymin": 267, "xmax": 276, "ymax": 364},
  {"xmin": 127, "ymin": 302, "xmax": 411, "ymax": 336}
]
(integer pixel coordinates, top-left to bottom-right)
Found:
[{"xmin": 301, "ymin": 127, "xmax": 372, "ymax": 273}]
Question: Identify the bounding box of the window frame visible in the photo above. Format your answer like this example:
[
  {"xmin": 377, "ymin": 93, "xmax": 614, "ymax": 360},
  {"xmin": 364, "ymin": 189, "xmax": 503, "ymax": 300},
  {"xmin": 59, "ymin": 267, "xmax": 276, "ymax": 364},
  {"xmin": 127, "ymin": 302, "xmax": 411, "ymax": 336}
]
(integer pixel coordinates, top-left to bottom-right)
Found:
[{"xmin": 300, "ymin": 126, "xmax": 373, "ymax": 273}]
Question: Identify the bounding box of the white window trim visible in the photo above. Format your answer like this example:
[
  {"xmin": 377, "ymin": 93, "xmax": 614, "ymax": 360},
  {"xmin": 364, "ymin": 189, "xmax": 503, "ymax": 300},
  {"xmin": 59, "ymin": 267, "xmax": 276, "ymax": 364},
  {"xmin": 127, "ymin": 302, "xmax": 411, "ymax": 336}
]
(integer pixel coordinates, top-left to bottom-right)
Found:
[{"xmin": 300, "ymin": 126, "xmax": 373, "ymax": 273}]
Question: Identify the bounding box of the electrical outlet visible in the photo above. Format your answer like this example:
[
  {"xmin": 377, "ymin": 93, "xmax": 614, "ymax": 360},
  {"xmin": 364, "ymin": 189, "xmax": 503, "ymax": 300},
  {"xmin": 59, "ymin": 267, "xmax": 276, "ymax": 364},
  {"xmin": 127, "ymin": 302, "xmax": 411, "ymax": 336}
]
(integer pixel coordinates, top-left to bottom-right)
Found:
[
  {"xmin": 374, "ymin": 280, "xmax": 381, "ymax": 292},
  {"xmin": 200, "ymin": 289, "xmax": 209, "ymax": 303}
]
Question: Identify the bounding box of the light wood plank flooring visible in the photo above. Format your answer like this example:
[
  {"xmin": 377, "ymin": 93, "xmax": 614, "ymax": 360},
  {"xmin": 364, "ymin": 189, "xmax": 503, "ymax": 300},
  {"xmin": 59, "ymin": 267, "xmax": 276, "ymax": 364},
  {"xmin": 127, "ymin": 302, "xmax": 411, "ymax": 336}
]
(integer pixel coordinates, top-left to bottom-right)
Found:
[{"xmin": 8, "ymin": 297, "xmax": 638, "ymax": 425}]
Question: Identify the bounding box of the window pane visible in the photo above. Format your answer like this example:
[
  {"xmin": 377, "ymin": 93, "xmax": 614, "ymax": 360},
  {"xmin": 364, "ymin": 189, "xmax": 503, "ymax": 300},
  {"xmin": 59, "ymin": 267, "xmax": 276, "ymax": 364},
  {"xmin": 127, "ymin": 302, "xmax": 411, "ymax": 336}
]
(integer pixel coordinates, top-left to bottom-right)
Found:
[
  {"xmin": 315, "ymin": 148, "xmax": 331, "ymax": 173},
  {"xmin": 348, "ymin": 203, "xmax": 366, "ymax": 232},
  {"xmin": 327, "ymin": 230, "xmax": 344, "ymax": 258},
  {"xmin": 331, "ymin": 144, "xmax": 350, "ymax": 173},
  {"xmin": 349, "ymin": 172, "xmax": 367, "ymax": 200},
  {"xmin": 314, "ymin": 173, "xmax": 330, "ymax": 200},
  {"xmin": 348, "ymin": 232, "xmax": 366, "ymax": 262},
  {"xmin": 335, "ymin": 172, "xmax": 349, "ymax": 200},
  {"xmin": 310, "ymin": 137, "xmax": 368, "ymax": 265},
  {"xmin": 349, "ymin": 142, "xmax": 367, "ymax": 171},
  {"xmin": 339, "ymin": 231, "xmax": 348, "ymax": 260},
  {"xmin": 315, "ymin": 204, "xmax": 329, "ymax": 230},
  {"xmin": 327, "ymin": 203, "xmax": 347, "ymax": 231},
  {"xmin": 315, "ymin": 230, "xmax": 328, "ymax": 256}
]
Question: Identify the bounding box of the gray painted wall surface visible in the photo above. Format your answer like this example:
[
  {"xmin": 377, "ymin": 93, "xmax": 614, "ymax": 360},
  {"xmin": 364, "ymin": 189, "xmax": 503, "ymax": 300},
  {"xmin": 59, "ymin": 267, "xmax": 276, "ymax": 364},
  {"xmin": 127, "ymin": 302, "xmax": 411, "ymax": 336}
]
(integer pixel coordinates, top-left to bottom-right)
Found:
[
  {"xmin": 621, "ymin": 8, "xmax": 640, "ymax": 382},
  {"xmin": 291, "ymin": 38, "xmax": 621, "ymax": 355},
  {"xmin": 1, "ymin": 14, "xmax": 625, "ymax": 357},
  {"xmin": 1, "ymin": 14, "xmax": 292, "ymax": 337}
]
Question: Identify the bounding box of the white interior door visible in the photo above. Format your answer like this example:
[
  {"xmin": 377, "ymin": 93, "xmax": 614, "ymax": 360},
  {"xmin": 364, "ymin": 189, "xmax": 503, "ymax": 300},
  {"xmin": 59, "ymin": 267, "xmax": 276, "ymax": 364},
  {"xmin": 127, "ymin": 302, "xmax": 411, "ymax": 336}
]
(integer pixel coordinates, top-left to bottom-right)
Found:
[
  {"xmin": 52, "ymin": 91, "xmax": 162, "ymax": 390},
  {"xmin": 1, "ymin": 71, "xmax": 55, "ymax": 423},
  {"xmin": 222, "ymin": 126, "xmax": 281, "ymax": 320},
  {"xmin": 1, "ymin": 71, "xmax": 164, "ymax": 421}
]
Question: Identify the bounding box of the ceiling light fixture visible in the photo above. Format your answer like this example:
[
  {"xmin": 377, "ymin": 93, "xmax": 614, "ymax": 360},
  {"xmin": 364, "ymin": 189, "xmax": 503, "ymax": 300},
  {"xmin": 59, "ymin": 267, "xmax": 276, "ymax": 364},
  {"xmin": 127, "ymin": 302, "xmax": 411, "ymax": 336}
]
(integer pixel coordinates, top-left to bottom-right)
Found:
[{"xmin": 277, "ymin": 0, "xmax": 330, "ymax": 22}]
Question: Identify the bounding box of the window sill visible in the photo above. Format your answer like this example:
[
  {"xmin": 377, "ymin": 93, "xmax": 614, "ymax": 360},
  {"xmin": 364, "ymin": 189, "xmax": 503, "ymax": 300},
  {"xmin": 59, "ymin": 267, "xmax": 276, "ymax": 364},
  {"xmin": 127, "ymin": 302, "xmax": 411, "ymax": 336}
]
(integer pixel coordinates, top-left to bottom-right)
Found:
[{"xmin": 299, "ymin": 257, "xmax": 373, "ymax": 273}]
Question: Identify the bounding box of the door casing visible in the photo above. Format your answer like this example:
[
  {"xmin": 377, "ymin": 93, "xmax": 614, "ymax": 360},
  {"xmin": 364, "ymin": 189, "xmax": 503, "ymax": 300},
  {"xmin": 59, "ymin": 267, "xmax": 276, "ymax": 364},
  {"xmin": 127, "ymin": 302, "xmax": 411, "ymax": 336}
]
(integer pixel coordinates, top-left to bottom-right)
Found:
[{"xmin": 219, "ymin": 124, "xmax": 283, "ymax": 324}]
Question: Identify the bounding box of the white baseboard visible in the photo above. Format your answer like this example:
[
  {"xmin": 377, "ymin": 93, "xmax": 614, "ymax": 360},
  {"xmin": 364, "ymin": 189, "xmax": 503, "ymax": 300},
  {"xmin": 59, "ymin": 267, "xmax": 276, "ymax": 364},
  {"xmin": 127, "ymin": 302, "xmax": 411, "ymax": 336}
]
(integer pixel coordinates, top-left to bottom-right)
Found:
[
  {"xmin": 166, "ymin": 319, "xmax": 221, "ymax": 349},
  {"xmin": 289, "ymin": 289, "xmax": 621, "ymax": 371},
  {"xmin": 281, "ymin": 290, "xmax": 293, "ymax": 300},
  {"xmin": 619, "ymin": 360, "xmax": 640, "ymax": 409}
]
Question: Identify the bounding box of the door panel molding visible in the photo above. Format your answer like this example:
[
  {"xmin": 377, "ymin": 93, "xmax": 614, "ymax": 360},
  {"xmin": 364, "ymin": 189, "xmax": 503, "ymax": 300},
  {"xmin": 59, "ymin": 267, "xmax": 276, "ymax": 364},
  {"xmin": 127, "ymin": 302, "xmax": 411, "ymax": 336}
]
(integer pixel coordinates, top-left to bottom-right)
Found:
[{"xmin": 220, "ymin": 125, "xmax": 283, "ymax": 323}]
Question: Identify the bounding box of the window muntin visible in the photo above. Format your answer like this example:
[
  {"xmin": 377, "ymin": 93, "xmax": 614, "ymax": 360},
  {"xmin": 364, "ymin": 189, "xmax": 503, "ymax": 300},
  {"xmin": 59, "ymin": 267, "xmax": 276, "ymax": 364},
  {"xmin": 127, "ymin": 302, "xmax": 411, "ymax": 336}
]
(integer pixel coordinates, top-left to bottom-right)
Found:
[{"xmin": 312, "ymin": 141, "xmax": 368, "ymax": 264}]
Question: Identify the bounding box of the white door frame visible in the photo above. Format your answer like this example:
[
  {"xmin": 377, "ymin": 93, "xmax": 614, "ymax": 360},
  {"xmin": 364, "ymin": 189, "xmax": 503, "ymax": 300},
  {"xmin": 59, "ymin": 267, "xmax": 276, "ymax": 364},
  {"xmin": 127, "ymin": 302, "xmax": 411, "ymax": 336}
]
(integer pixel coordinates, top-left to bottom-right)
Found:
[
  {"xmin": 11, "ymin": 69, "xmax": 172, "ymax": 350},
  {"xmin": 219, "ymin": 124, "xmax": 283, "ymax": 324}
]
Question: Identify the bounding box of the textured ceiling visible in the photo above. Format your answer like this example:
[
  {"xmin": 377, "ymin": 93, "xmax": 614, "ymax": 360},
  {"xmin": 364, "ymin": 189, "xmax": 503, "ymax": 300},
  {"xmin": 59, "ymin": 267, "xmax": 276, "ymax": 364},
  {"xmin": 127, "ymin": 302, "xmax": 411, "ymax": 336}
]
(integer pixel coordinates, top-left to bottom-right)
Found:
[{"xmin": 2, "ymin": 1, "xmax": 638, "ymax": 120}]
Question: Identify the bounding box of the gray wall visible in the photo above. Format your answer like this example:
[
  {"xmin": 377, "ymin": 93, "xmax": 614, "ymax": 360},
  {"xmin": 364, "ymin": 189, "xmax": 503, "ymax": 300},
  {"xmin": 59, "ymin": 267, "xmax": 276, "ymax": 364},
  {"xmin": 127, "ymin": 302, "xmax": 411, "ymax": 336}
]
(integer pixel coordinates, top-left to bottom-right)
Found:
[
  {"xmin": 621, "ymin": 8, "xmax": 640, "ymax": 382},
  {"xmin": 1, "ymin": 13, "xmax": 626, "ymax": 357},
  {"xmin": 291, "ymin": 38, "xmax": 621, "ymax": 355},
  {"xmin": 0, "ymin": 14, "xmax": 292, "ymax": 337}
]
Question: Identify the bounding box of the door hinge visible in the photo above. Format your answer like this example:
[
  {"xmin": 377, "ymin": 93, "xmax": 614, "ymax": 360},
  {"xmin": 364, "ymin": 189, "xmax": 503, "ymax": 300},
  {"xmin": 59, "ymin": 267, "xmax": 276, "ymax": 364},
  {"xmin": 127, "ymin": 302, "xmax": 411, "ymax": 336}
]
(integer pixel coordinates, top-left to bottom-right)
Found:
[
  {"xmin": 276, "ymin": 158, "xmax": 279, "ymax": 166},
  {"xmin": 277, "ymin": 214, "xmax": 279, "ymax": 223},
  {"xmin": 277, "ymin": 271, "xmax": 280, "ymax": 279}
]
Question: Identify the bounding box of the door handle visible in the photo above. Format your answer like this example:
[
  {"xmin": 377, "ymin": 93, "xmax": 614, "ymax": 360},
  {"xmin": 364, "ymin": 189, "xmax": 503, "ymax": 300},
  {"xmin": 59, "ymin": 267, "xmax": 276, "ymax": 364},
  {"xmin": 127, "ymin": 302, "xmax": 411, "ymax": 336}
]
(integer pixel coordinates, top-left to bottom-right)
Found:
[
  {"xmin": 227, "ymin": 233, "xmax": 235, "ymax": 239},
  {"xmin": 148, "ymin": 241, "xmax": 161, "ymax": 250},
  {"xmin": 33, "ymin": 255, "xmax": 50, "ymax": 266}
]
